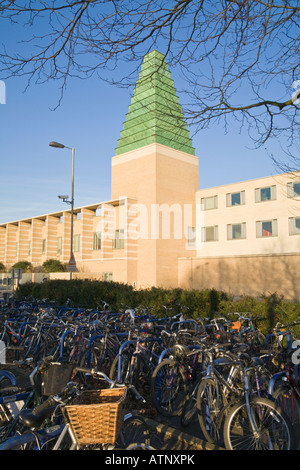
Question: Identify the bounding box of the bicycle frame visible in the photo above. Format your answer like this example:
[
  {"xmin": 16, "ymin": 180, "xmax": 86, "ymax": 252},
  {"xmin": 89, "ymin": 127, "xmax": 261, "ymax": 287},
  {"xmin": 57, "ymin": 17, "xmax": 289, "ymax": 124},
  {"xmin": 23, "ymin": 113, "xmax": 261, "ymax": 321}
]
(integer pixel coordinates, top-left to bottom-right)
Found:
[
  {"xmin": 0, "ymin": 388, "xmax": 37, "ymax": 442},
  {"xmin": 116, "ymin": 337, "xmax": 161, "ymax": 384},
  {"xmin": 52, "ymin": 422, "xmax": 78, "ymax": 450},
  {"xmin": 0, "ymin": 424, "xmax": 65, "ymax": 450}
]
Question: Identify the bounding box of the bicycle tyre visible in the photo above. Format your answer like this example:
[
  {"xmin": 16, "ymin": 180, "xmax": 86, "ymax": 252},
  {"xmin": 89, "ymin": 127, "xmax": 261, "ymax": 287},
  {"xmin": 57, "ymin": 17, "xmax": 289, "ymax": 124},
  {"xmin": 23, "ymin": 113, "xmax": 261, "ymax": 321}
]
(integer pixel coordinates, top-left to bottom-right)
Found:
[
  {"xmin": 180, "ymin": 395, "xmax": 198, "ymax": 427},
  {"xmin": 117, "ymin": 415, "xmax": 161, "ymax": 449},
  {"xmin": 109, "ymin": 350, "xmax": 132, "ymax": 383},
  {"xmin": 78, "ymin": 344, "xmax": 115, "ymax": 388},
  {"xmin": 125, "ymin": 442, "xmax": 156, "ymax": 450},
  {"xmin": 196, "ymin": 377, "xmax": 227, "ymax": 444},
  {"xmin": 223, "ymin": 396, "xmax": 296, "ymax": 450},
  {"xmin": 150, "ymin": 359, "xmax": 189, "ymax": 417},
  {"xmin": 273, "ymin": 384, "xmax": 300, "ymax": 436},
  {"xmin": 16, "ymin": 332, "xmax": 48, "ymax": 362}
]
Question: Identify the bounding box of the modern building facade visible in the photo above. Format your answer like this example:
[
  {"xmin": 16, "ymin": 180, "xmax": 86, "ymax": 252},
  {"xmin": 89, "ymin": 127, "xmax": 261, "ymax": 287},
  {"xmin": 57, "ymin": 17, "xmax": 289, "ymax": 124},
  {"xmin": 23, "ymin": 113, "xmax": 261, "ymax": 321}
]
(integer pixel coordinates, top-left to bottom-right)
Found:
[{"xmin": 1, "ymin": 50, "xmax": 300, "ymax": 299}]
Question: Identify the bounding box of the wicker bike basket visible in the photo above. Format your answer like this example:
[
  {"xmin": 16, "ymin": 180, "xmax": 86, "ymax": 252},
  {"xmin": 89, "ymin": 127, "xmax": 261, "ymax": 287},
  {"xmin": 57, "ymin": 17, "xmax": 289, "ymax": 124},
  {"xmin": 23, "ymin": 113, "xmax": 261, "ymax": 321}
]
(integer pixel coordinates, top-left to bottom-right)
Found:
[{"xmin": 65, "ymin": 388, "xmax": 127, "ymax": 445}]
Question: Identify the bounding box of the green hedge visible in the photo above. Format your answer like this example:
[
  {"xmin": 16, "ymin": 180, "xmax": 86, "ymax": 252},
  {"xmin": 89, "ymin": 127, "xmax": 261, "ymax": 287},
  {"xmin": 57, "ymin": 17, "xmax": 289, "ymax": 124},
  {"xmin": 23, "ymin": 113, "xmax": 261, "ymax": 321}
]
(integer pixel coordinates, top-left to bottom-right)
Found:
[
  {"xmin": 15, "ymin": 280, "xmax": 300, "ymax": 335},
  {"xmin": 15, "ymin": 280, "xmax": 226, "ymax": 316}
]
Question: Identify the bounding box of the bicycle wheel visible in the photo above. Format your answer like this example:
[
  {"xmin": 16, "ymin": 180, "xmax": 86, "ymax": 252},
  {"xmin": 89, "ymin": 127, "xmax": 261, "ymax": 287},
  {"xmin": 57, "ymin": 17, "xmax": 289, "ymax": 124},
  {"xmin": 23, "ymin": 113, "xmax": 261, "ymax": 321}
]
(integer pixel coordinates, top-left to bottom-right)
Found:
[
  {"xmin": 273, "ymin": 384, "xmax": 300, "ymax": 439},
  {"xmin": 125, "ymin": 442, "xmax": 156, "ymax": 450},
  {"xmin": 196, "ymin": 377, "xmax": 227, "ymax": 444},
  {"xmin": 117, "ymin": 415, "xmax": 161, "ymax": 449},
  {"xmin": 109, "ymin": 350, "xmax": 132, "ymax": 383},
  {"xmin": 180, "ymin": 395, "xmax": 198, "ymax": 427},
  {"xmin": 79, "ymin": 344, "xmax": 115, "ymax": 388},
  {"xmin": 223, "ymin": 396, "xmax": 296, "ymax": 450},
  {"xmin": 150, "ymin": 359, "xmax": 189, "ymax": 417},
  {"xmin": 16, "ymin": 332, "xmax": 48, "ymax": 362}
]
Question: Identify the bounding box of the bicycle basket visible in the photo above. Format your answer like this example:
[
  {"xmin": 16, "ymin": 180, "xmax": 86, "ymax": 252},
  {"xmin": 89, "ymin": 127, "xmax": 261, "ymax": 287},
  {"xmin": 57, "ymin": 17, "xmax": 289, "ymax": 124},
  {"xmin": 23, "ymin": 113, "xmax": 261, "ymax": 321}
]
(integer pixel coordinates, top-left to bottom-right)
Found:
[
  {"xmin": 40, "ymin": 363, "xmax": 74, "ymax": 396},
  {"xmin": 65, "ymin": 388, "xmax": 127, "ymax": 445}
]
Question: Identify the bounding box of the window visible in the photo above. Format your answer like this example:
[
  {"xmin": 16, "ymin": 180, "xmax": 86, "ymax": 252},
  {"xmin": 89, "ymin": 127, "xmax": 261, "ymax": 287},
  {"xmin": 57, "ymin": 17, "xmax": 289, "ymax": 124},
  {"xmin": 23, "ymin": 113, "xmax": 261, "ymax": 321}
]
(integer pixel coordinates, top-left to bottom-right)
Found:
[
  {"xmin": 226, "ymin": 191, "xmax": 245, "ymax": 207},
  {"xmin": 113, "ymin": 229, "xmax": 124, "ymax": 249},
  {"xmin": 42, "ymin": 239, "xmax": 46, "ymax": 254},
  {"xmin": 201, "ymin": 226, "xmax": 218, "ymax": 242},
  {"xmin": 57, "ymin": 237, "xmax": 62, "ymax": 254},
  {"xmin": 227, "ymin": 223, "xmax": 246, "ymax": 240},
  {"xmin": 102, "ymin": 272, "xmax": 113, "ymax": 282},
  {"xmin": 28, "ymin": 241, "xmax": 31, "ymax": 256},
  {"xmin": 287, "ymin": 181, "xmax": 300, "ymax": 198},
  {"xmin": 201, "ymin": 195, "xmax": 218, "ymax": 210},
  {"xmin": 289, "ymin": 217, "xmax": 300, "ymax": 235},
  {"xmin": 74, "ymin": 234, "xmax": 80, "ymax": 252},
  {"xmin": 256, "ymin": 220, "xmax": 278, "ymax": 238},
  {"xmin": 93, "ymin": 232, "xmax": 101, "ymax": 250},
  {"xmin": 255, "ymin": 185, "xmax": 276, "ymax": 202},
  {"xmin": 187, "ymin": 227, "xmax": 196, "ymax": 246}
]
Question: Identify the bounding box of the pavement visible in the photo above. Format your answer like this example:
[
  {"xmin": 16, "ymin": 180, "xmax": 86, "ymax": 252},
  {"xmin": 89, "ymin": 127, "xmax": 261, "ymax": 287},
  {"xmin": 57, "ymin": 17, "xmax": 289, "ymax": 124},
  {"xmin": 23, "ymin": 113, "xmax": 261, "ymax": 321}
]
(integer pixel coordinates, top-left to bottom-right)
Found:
[{"xmin": 144, "ymin": 415, "xmax": 225, "ymax": 450}]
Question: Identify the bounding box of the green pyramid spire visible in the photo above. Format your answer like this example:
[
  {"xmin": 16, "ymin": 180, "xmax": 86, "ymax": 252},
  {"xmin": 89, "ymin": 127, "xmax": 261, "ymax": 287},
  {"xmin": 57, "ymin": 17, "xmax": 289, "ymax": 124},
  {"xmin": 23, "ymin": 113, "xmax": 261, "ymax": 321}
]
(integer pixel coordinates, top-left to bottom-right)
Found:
[{"xmin": 115, "ymin": 50, "xmax": 195, "ymax": 156}]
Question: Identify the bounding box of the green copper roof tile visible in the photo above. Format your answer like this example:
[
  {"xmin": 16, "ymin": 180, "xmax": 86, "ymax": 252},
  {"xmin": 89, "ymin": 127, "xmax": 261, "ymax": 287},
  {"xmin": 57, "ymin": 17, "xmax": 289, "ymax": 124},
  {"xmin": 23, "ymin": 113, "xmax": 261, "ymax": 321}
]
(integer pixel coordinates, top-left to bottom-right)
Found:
[{"xmin": 115, "ymin": 50, "xmax": 195, "ymax": 156}]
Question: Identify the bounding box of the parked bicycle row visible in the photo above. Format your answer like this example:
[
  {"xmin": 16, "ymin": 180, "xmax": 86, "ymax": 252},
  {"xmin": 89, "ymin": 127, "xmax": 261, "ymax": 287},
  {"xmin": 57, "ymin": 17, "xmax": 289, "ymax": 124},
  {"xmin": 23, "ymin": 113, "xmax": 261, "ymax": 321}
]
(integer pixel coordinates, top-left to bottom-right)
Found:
[{"xmin": 0, "ymin": 298, "xmax": 299, "ymax": 450}]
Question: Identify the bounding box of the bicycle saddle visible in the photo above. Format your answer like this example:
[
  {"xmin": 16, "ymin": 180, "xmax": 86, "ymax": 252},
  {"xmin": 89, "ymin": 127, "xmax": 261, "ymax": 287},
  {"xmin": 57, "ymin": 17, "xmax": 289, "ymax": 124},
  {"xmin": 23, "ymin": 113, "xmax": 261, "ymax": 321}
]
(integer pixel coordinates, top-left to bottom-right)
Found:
[{"xmin": 19, "ymin": 406, "xmax": 57, "ymax": 428}]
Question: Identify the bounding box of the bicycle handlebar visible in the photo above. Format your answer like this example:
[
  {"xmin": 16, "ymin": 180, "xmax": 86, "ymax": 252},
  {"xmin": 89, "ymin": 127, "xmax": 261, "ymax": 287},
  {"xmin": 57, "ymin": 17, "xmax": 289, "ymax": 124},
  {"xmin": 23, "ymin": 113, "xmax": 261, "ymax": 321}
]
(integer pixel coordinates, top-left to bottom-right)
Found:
[{"xmin": 74, "ymin": 366, "xmax": 146, "ymax": 402}]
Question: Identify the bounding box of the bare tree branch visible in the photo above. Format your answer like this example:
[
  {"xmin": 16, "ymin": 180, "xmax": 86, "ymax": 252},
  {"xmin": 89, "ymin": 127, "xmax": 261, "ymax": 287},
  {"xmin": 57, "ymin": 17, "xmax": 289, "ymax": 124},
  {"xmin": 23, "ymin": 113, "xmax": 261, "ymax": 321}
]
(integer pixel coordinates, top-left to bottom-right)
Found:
[{"xmin": 0, "ymin": 0, "xmax": 299, "ymax": 150}]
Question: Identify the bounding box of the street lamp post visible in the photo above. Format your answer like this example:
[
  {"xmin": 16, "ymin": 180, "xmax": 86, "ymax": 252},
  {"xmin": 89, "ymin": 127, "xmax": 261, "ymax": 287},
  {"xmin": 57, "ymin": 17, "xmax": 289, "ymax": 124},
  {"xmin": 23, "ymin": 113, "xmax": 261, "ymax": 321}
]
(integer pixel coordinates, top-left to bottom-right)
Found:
[{"xmin": 49, "ymin": 141, "xmax": 75, "ymax": 280}]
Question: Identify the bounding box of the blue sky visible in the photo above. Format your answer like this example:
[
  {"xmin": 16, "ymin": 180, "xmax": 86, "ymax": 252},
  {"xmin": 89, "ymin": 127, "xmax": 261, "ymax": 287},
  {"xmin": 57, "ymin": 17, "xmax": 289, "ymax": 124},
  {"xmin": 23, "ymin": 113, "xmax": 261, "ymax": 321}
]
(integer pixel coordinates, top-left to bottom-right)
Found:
[{"xmin": 0, "ymin": 18, "xmax": 281, "ymax": 225}]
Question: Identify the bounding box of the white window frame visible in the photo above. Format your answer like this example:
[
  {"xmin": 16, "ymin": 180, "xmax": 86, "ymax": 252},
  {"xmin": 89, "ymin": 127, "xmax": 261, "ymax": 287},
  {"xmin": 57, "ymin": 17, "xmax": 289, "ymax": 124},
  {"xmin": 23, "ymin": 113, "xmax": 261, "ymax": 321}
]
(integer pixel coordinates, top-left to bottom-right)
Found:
[
  {"xmin": 289, "ymin": 217, "xmax": 300, "ymax": 235},
  {"xmin": 287, "ymin": 181, "xmax": 300, "ymax": 198},
  {"xmin": 113, "ymin": 229, "xmax": 124, "ymax": 249},
  {"xmin": 93, "ymin": 232, "xmax": 101, "ymax": 250},
  {"xmin": 187, "ymin": 226, "xmax": 196, "ymax": 246},
  {"xmin": 255, "ymin": 185, "xmax": 276, "ymax": 202},
  {"xmin": 201, "ymin": 226, "xmax": 219, "ymax": 242},
  {"xmin": 256, "ymin": 219, "xmax": 278, "ymax": 238},
  {"xmin": 57, "ymin": 237, "xmax": 62, "ymax": 254},
  {"xmin": 227, "ymin": 223, "xmax": 246, "ymax": 240},
  {"xmin": 201, "ymin": 195, "xmax": 218, "ymax": 210},
  {"xmin": 74, "ymin": 234, "xmax": 80, "ymax": 252},
  {"xmin": 102, "ymin": 272, "xmax": 113, "ymax": 282},
  {"xmin": 226, "ymin": 191, "xmax": 245, "ymax": 207}
]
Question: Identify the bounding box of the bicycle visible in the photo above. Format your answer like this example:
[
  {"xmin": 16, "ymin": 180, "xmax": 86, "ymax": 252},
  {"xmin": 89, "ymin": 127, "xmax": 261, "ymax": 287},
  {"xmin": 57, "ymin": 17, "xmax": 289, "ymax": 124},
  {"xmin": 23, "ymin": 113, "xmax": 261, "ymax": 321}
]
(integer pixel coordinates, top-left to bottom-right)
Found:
[
  {"xmin": 193, "ymin": 343, "xmax": 248, "ymax": 444},
  {"xmin": 269, "ymin": 360, "xmax": 300, "ymax": 445},
  {"xmin": 0, "ymin": 357, "xmax": 60, "ymax": 443},
  {"xmin": 150, "ymin": 341, "xmax": 203, "ymax": 418},
  {"xmin": 264, "ymin": 321, "xmax": 300, "ymax": 355},
  {"xmin": 109, "ymin": 330, "xmax": 163, "ymax": 392},
  {"xmin": 78, "ymin": 328, "xmax": 123, "ymax": 387},
  {"xmin": 223, "ymin": 362, "xmax": 296, "ymax": 450},
  {"xmin": 0, "ymin": 367, "xmax": 159, "ymax": 450}
]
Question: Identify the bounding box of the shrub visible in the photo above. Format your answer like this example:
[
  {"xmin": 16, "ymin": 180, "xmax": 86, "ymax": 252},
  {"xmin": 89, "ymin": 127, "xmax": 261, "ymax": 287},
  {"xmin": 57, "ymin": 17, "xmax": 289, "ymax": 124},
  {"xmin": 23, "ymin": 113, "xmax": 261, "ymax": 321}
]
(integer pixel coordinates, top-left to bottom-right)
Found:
[
  {"xmin": 42, "ymin": 259, "xmax": 66, "ymax": 273},
  {"xmin": 12, "ymin": 261, "xmax": 33, "ymax": 273},
  {"xmin": 0, "ymin": 262, "xmax": 6, "ymax": 272},
  {"xmin": 14, "ymin": 280, "xmax": 300, "ymax": 334}
]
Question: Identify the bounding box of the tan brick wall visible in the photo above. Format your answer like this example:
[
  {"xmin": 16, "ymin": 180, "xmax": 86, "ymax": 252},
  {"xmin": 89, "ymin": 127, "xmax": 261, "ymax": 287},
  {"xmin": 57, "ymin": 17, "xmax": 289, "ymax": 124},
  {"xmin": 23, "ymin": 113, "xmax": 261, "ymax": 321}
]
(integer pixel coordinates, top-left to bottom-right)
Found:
[{"xmin": 178, "ymin": 254, "xmax": 300, "ymax": 299}]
